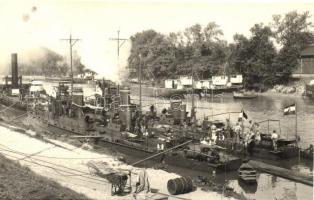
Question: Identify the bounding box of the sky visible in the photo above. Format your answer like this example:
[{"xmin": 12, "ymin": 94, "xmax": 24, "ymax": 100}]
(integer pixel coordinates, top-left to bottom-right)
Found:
[{"xmin": 0, "ymin": 0, "xmax": 314, "ymax": 82}]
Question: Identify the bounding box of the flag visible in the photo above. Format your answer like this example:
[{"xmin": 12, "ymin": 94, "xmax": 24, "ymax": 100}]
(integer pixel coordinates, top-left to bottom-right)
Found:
[
  {"xmin": 283, "ymin": 103, "xmax": 296, "ymax": 115},
  {"xmin": 239, "ymin": 109, "xmax": 248, "ymax": 120}
]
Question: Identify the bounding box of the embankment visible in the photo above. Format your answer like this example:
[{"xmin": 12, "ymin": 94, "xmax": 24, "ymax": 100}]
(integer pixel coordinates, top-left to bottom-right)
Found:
[{"xmin": 0, "ymin": 154, "xmax": 89, "ymax": 200}]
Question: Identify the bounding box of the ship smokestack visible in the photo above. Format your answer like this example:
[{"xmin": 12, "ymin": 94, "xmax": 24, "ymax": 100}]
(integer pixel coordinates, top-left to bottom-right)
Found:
[{"xmin": 11, "ymin": 53, "xmax": 18, "ymax": 88}]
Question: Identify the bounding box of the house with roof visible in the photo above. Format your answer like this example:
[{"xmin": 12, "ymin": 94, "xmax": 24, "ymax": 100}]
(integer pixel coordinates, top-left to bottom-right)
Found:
[{"xmin": 294, "ymin": 44, "xmax": 314, "ymax": 77}]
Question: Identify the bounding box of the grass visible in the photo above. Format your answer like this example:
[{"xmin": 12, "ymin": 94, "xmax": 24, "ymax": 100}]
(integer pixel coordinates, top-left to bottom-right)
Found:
[{"xmin": 0, "ymin": 154, "xmax": 90, "ymax": 200}]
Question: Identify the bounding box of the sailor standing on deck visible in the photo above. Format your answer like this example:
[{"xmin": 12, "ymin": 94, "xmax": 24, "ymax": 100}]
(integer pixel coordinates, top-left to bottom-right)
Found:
[
  {"xmin": 271, "ymin": 130, "xmax": 279, "ymax": 151},
  {"xmin": 234, "ymin": 123, "xmax": 242, "ymax": 143},
  {"xmin": 211, "ymin": 124, "xmax": 217, "ymax": 144}
]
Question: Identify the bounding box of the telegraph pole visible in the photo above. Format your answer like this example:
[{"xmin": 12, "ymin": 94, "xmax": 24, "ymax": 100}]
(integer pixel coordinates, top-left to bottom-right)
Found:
[
  {"xmin": 61, "ymin": 34, "xmax": 81, "ymax": 98},
  {"xmin": 109, "ymin": 30, "xmax": 127, "ymax": 81},
  {"xmin": 109, "ymin": 29, "xmax": 127, "ymax": 59}
]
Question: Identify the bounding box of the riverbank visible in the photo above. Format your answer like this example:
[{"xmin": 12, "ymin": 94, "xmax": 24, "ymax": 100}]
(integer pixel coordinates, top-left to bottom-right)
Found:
[
  {"xmin": 266, "ymin": 77, "xmax": 314, "ymax": 96},
  {"xmin": 0, "ymin": 154, "xmax": 89, "ymax": 200},
  {"xmin": 0, "ymin": 123, "xmax": 236, "ymax": 200}
]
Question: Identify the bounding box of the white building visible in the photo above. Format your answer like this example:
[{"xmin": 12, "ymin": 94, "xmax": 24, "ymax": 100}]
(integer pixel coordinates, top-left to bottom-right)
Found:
[
  {"xmin": 179, "ymin": 76, "xmax": 193, "ymax": 86},
  {"xmin": 195, "ymin": 80, "xmax": 211, "ymax": 89},
  {"xmin": 212, "ymin": 75, "xmax": 228, "ymax": 86},
  {"xmin": 230, "ymin": 75, "xmax": 243, "ymax": 85},
  {"xmin": 165, "ymin": 79, "xmax": 178, "ymax": 89}
]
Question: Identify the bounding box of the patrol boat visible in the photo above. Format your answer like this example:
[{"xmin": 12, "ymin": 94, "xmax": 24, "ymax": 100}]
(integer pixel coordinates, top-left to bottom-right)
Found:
[{"xmin": 26, "ymin": 82, "xmax": 242, "ymax": 173}]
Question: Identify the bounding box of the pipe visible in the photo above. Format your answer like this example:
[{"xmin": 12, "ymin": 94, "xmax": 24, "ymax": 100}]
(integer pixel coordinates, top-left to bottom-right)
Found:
[{"xmin": 11, "ymin": 53, "xmax": 18, "ymax": 88}]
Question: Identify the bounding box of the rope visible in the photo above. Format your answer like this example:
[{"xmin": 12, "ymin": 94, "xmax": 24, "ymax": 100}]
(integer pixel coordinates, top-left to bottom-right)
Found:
[
  {"xmin": 16, "ymin": 146, "xmax": 56, "ymax": 161},
  {"xmin": 11, "ymin": 112, "xmax": 28, "ymax": 121},
  {"xmin": 1, "ymin": 152, "xmax": 106, "ymax": 185},
  {"xmin": 0, "ymin": 101, "xmax": 20, "ymax": 113},
  {"xmin": 0, "ymin": 144, "xmax": 108, "ymax": 183}
]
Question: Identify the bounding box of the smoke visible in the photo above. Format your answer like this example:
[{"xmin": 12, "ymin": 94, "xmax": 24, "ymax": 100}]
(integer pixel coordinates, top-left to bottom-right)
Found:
[
  {"xmin": 17, "ymin": 47, "xmax": 93, "ymax": 77},
  {"xmin": 0, "ymin": 2, "xmax": 131, "ymax": 82}
]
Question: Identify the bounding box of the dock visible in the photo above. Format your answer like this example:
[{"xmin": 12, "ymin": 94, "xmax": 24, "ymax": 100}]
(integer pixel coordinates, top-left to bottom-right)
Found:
[{"xmin": 249, "ymin": 160, "xmax": 313, "ymax": 186}]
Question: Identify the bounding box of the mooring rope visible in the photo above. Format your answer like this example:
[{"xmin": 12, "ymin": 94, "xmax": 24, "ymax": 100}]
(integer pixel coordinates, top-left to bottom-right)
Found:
[{"xmin": 0, "ymin": 101, "xmax": 20, "ymax": 113}]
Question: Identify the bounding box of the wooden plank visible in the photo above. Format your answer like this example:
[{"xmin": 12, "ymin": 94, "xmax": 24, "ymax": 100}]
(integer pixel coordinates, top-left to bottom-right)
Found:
[{"xmin": 249, "ymin": 160, "xmax": 313, "ymax": 186}]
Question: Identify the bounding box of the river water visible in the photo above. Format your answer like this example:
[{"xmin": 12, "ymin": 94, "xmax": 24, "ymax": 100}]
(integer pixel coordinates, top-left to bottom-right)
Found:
[
  {"xmin": 129, "ymin": 86, "xmax": 314, "ymax": 200},
  {"xmin": 129, "ymin": 86, "xmax": 314, "ymax": 148},
  {"xmin": 40, "ymin": 82, "xmax": 313, "ymax": 199}
]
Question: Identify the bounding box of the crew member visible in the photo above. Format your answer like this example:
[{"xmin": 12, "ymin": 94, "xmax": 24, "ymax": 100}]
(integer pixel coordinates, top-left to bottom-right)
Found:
[{"xmin": 271, "ymin": 130, "xmax": 279, "ymax": 151}]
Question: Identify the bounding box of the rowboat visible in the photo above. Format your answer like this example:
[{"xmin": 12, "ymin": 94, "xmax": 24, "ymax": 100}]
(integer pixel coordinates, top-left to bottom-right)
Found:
[
  {"xmin": 233, "ymin": 91, "xmax": 258, "ymax": 99},
  {"xmin": 238, "ymin": 162, "xmax": 257, "ymax": 183}
]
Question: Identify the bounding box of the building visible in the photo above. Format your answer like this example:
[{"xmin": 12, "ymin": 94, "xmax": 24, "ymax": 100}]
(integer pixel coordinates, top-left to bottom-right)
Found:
[
  {"xmin": 295, "ymin": 44, "xmax": 314, "ymax": 77},
  {"xmin": 195, "ymin": 80, "xmax": 211, "ymax": 89},
  {"xmin": 212, "ymin": 75, "xmax": 228, "ymax": 86},
  {"xmin": 165, "ymin": 79, "xmax": 178, "ymax": 89}
]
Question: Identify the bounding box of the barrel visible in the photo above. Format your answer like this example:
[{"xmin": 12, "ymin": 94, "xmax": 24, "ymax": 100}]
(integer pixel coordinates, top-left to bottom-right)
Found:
[{"xmin": 167, "ymin": 176, "xmax": 193, "ymax": 195}]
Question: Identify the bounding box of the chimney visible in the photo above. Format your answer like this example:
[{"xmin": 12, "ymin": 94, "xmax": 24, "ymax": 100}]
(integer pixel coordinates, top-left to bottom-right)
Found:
[{"xmin": 11, "ymin": 53, "xmax": 18, "ymax": 88}]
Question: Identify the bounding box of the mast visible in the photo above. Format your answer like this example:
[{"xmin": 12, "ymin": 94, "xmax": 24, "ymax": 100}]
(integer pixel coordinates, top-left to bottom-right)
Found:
[
  {"xmin": 61, "ymin": 34, "xmax": 81, "ymax": 98},
  {"xmin": 139, "ymin": 54, "xmax": 142, "ymax": 115},
  {"xmin": 191, "ymin": 63, "xmax": 195, "ymax": 126}
]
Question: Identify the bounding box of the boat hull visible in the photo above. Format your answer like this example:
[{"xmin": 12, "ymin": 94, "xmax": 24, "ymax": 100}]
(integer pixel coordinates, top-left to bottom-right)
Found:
[
  {"xmin": 98, "ymin": 138, "xmax": 242, "ymax": 173},
  {"xmin": 233, "ymin": 92, "xmax": 258, "ymax": 99},
  {"xmin": 26, "ymin": 115, "xmax": 242, "ymax": 173}
]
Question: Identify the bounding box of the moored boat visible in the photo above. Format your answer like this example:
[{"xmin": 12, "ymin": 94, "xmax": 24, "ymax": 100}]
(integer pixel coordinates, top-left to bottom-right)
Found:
[
  {"xmin": 300, "ymin": 145, "xmax": 313, "ymax": 160},
  {"xmin": 238, "ymin": 162, "xmax": 257, "ymax": 183},
  {"xmin": 24, "ymin": 81, "xmax": 242, "ymax": 173},
  {"xmin": 233, "ymin": 91, "xmax": 258, "ymax": 99}
]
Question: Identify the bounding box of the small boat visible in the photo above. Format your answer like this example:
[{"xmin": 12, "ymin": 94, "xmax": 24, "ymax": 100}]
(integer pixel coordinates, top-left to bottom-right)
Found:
[
  {"xmin": 300, "ymin": 145, "xmax": 313, "ymax": 161},
  {"xmin": 233, "ymin": 91, "xmax": 257, "ymax": 99},
  {"xmin": 305, "ymin": 80, "xmax": 314, "ymax": 100},
  {"xmin": 238, "ymin": 162, "xmax": 257, "ymax": 183}
]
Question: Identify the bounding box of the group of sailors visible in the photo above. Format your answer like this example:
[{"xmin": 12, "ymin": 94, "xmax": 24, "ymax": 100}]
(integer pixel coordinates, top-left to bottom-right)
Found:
[{"xmin": 201, "ymin": 118, "xmax": 280, "ymax": 153}]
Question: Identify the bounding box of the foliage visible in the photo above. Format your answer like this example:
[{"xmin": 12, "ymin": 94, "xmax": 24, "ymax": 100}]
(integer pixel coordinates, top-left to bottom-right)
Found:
[
  {"xmin": 127, "ymin": 22, "xmax": 227, "ymax": 81},
  {"xmin": 127, "ymin": 11, "xmax": 314, "ymax": 89},
  {"xmin": 272, "ymin": 11, "xmax": 314, "ymax": 83},
  {"xmin": 228, "ymin": 24, "xmax": 277, "ymax": 88}
]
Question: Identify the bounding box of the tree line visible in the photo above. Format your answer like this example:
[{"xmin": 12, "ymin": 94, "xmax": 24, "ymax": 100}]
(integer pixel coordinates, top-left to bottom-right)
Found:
[{"xmin": 127, "ymin": 11, "xmax": 314, "ymax": 89}]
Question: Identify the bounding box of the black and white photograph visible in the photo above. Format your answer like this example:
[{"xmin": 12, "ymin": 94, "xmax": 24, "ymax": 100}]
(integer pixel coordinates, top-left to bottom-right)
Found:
[{"xmin": 0, "ymin": 0, "xmax": 313, "ymax": 199}]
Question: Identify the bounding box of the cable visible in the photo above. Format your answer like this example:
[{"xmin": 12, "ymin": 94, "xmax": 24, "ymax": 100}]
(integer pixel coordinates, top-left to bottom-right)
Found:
[
  {"xmin": 11, "ymin": 112, "xmax": 28, "ymax": 121},
  {"xmin": 0, "ymin": 145, "xmax": 108, "ymax": 183},
  {"xmin": 0, "ymin": 142, "xmax": 112, "ymax": 160},
  {"xmin": 0, "ymin": 101, "xmax": 19, "ymax": 113},
  {"xmin": 16, "ymin": 146, "xmax": 56, "ymax": 161},
  {"xmin": 1, "ymin": 152, "xmax": 106, "ymax": 185}
]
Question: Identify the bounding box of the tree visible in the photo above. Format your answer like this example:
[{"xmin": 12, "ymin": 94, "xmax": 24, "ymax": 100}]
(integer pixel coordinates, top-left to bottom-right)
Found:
[
  {"xmin": 272, "ymin": 11, "xmax": 314, "ymax": 83},
  {"xmin": 127, "ymin": 22, "xmax": 229, "ymax": 82},
  {"xmin": 228, "ymin": 24, "xmax": 277, "ymax": 88}
]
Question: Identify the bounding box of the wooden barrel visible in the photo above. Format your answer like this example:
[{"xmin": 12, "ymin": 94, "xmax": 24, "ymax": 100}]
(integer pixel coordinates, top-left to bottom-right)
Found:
[{"xmin": 167, "ymin": 176, "xmax": 193, "ymax": 195}]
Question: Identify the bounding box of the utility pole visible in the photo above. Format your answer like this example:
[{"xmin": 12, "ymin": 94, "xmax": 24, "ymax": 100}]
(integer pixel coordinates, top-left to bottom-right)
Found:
[
  {"xmin": 61, "ymin": 34, "xmax": 81, "ymax": 98},
  {"xmin": 109, "ymin": 30, "xmax": 128, "ymax": 80},
  {"xmin": 109, "ymin": 29, "xmax": 127, "ymax": 59}
]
